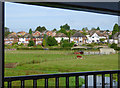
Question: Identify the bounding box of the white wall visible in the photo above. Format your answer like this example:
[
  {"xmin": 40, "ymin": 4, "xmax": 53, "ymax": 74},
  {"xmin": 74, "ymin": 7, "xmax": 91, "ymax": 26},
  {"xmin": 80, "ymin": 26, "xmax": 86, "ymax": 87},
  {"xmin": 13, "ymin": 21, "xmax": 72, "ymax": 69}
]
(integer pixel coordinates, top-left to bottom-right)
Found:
[{"xmin": 55, "ymin": 37, "xmax": 69, "ymax": 43}]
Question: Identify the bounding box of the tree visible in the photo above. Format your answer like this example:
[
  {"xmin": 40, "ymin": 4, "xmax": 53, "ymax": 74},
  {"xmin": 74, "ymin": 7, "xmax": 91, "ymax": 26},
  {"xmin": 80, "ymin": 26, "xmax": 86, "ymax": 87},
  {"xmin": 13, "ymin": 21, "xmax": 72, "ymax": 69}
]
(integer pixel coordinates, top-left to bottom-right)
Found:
[
  {"xmin": 106, "ymin": 30, "xmax": 109, "ymax": 32},
  {"xmin": 29, "ymin": 28, "xmax": 32, "ymax": 35},
  {"xmin": 60, "ymin": 24, "xmax": 70, "ymax": 30},
  {"xmin": 41, "ymin": 26, "xmax": 47, "ymax": 32},
  {"xmin": 100, "ymin": 38, "xmax": 105, "ymax": 43},
  {"xmin": 42, "ymin": 34, "xmax": 48, "ymax": 47},
  {"xmin": 28, "ymin": 40, "xmax": 35, "ymax": 47},
  {"xmin": 35, "ymin": 26, "xmax": 47, "ymax": 32},
  {"xmin": 57, "ymin": 28, "xmax": 67, "ymax": 34},
  {"xmin": 82, "ymin": 28, "xmax": 87, "ymax": 35},
  {"xmin": 96, "ymin": 27, "xmax": 100, "ymax": 30},
  {"xmin": 4, "ymin": 27, "xmax": 10, "ymax": 37},
  {"xmin": 84, "ymin": 27, "xmax": 88, "ymax": 31},
  {"xmin": 52, "ymin": 28, "xmax": 57, "ymax": 32},
  {"xmin": 47, "ymin": 36, "xmax": 57, "ymax": 46},
  {"xmin": 66, "ymin": 30, "xmax": 75, "ymax": 42},
  {"xmin": 112, "ymin": 23, "xmax": 119, "ymax": 35},
  {"xmin": 91, "ymin": 27, "xmax": 96, "ymax": 30},
  {"xmin": 42, "ymin": 39, "xmax": 46, "ymax": 47}
]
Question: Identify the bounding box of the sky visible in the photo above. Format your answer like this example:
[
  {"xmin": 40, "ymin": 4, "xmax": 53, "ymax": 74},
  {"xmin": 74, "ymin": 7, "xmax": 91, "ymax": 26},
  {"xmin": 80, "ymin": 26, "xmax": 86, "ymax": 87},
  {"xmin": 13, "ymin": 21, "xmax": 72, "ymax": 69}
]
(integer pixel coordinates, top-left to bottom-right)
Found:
[{"xmin": 5, "ymin": 2, "xmax": 118, "ymax": 32}]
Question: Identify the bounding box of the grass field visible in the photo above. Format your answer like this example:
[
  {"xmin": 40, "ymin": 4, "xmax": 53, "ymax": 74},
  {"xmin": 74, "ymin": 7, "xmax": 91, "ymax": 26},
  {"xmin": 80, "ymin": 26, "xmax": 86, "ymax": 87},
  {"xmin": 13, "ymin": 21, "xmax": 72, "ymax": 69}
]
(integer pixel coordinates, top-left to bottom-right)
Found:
[{"xmin": 4, "ymin": 50, "xmax": 118, "ymax": 86}]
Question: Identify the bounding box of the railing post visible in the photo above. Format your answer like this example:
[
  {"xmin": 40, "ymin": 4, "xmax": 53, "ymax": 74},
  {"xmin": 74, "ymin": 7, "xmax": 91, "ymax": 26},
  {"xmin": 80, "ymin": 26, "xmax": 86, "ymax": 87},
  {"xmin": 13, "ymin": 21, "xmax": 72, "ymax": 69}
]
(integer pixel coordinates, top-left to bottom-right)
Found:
[
  {"xmin": 21, "ymin": 80, "xmax": 25, "ymax": 88},
  {"xmin": 66, "ymin": 77, "xmax": 69, "ymax": 88},
  {"xmin": 93, "ymin": 74, "xmax": 97, "ymax": 88},
  {"xmin": 110, "ymin": 73, "xmax": 113, "ymax": 88},
  {"xmin": 75, "ymin": 76, "xmax": 79, "ymax": 88},
  {"xmin": 45, "ymin": 78, "xmax": 48, "ymax": 88},
  {"xmin": 55, "ymin": 77, "xmax": 59, "ymax": 88},
  {"xmin": 102, "ymin": 74, "xmax": 105, "ymax": 88},
  {"xmin": 85, "ymin": 75, "xmax": 88, "ymax": 88},
  {"xmin": 118, "ymin": 72, "xmax": 120, "ymax": 88},
  {"xmin": 33, "ymin": 79, "xmax": 37, "ymax": 88},
  {"xmin": 8, "ymin": 81, "xmax": 12, "ymax": 88},
  {"xmin": 0, "ymin": 1, "xmax": 4, "ymax": 88}
]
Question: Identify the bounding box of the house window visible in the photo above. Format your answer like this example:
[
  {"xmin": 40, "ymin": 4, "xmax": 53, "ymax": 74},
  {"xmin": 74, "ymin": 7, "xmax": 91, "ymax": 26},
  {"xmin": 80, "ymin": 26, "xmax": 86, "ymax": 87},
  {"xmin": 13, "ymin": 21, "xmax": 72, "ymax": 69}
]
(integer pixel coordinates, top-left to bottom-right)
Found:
[
  {"xmin": 92, "ymin": 37, "xmax": 94, "ymax": 38},
  {"xmin": 92, "ymin": 40, "xmax": 94, "ymax": 42}
]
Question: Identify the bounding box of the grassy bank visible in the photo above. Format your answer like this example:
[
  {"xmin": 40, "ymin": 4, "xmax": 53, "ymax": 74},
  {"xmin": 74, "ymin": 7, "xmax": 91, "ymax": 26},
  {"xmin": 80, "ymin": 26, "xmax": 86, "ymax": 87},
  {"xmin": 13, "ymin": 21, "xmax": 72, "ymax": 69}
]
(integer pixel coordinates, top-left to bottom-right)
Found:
[{"xmin": 5, "ymin": 50, "xmax": 118, "ymax": 86}]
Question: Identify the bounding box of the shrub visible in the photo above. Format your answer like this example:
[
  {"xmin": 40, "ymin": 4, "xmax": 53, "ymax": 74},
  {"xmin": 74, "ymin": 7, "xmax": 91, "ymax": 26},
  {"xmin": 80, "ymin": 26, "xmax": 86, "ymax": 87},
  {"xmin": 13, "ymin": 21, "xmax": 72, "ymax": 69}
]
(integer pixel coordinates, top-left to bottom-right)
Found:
[
  {"xmin": 61, "ymin": 40, "xmax": 74, "ymax": 48},
  {"xmin": 28, "ymin": 40, "xmax": 35, "ymax": 47},
  {"xmin": 47, "ymin": 36, "xmax": 57, "ymax": 46},
  {"xmin": 19, "ymin": 43, "xmax": 24, "ymax": 46},
  {"xmin": 86, "ymin": 44, "xmax": 94, "ymax": 47},
  {"xmin": 110, "ymin": 43, "xmax": 117, "ymax": 50}
]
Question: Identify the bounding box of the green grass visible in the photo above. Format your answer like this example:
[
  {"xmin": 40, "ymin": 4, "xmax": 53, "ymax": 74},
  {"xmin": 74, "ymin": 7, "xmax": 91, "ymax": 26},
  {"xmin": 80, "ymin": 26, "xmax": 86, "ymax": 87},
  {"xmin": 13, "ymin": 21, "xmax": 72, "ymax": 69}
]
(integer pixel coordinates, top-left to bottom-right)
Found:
[{"xmin": 5, "ymin": 50, "xmax": 118, "ymax": 86}]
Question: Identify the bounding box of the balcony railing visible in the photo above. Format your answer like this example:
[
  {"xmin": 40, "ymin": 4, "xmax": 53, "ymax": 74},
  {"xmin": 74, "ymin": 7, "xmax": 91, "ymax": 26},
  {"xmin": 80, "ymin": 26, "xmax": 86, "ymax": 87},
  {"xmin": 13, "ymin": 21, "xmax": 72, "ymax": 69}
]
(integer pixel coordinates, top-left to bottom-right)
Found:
[{"xmin": 4, "ymin": 70, "xmax": 120, "ymax": 88}]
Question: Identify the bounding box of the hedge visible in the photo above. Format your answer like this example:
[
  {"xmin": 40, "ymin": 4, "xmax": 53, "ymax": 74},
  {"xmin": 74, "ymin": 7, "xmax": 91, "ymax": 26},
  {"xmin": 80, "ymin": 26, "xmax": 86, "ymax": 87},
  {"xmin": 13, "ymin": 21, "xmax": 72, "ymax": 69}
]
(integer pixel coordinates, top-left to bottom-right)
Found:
[{"xmin": 17, "ymin": 47, "xmax": 71, "ymax": 50}]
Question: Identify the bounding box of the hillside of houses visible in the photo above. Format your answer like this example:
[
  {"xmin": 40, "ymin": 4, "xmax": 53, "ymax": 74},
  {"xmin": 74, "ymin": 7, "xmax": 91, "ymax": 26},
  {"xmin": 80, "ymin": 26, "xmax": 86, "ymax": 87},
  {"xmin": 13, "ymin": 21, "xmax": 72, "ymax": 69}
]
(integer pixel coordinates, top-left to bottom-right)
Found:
[{"xmin": 4, "ymin": 29, "xmax": 120, "ymax": 46}]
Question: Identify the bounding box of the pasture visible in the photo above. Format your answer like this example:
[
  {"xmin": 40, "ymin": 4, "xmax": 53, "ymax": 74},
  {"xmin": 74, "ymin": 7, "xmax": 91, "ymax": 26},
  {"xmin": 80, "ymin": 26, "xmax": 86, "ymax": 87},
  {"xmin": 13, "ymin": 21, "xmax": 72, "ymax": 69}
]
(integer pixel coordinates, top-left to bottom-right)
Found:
[{"xmin": 4, "ymin": 50, "xmax": 118, "ymax": 86}]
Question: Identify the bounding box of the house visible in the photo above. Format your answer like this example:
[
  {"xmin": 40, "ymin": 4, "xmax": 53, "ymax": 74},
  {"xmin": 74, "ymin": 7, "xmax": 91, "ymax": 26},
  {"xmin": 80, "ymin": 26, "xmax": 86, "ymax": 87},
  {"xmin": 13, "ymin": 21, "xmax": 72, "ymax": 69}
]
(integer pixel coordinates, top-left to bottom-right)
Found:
[
  {"xmin": 46, "ymin": 31, "xmax": 53, "ymax": 36},
  {"xmin": 17, "ymin": 31, "xmax": 27, "ymax": 37},
  {"xmin": 109, "ymin": 32, "xmax": 120, "ymax": 44},
  {"xmin": 86, "ymin": 32, "xmax": 107, "ymax": 43},
  {"xmin": 32, "ymin": 31, "xmax": 41, "ymax": 37},
  {"xmin": 35, "ymin": 35, "xmax": 43, "ymax": 45},
  {"xmin": 18, "ymin": 33, "xmax": 35, "ymax": 45},
  {"xmin": 71, "ymin": 32, "xmax": 87, "ymax": 45},
  {"xmin": 55, "ymin": 33, "xmax": 69, "ymax": 43},
  {"xmin": 4, "ymin": 34, "xmax": 18, "ymax": 45}
]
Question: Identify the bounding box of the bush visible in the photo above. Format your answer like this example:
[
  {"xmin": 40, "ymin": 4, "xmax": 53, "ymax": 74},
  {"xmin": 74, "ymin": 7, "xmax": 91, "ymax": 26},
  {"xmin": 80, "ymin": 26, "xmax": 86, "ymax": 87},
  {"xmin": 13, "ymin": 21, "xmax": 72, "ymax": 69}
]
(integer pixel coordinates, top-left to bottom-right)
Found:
[
  {"xmin": 17, "ymin": 48, "xmax": 44, "ymax": 50},
  {"xmin": 47, "ymin": 36, "xmax": 57, "ymax": 46},
  {"xmin": 17, "ymin": 47, "xmax": 71, "ymax": 50},
  {"xmin": 19, "ymin": 43, "xmax": 24, "ymax": 46},
  {"xmin": 61, "ymin": 40, "xmax": 74, "ymax": 48},
  {"xmin": 28, "ymin": 40, "xmax": 35, "ymax": 47},
  {"xmin": 86, "ymin": 44, "xmax": 94, "ymax": 47},
  {"xmin": 110, "ymin": 43, "xmax": 117, "ymax": 50}
]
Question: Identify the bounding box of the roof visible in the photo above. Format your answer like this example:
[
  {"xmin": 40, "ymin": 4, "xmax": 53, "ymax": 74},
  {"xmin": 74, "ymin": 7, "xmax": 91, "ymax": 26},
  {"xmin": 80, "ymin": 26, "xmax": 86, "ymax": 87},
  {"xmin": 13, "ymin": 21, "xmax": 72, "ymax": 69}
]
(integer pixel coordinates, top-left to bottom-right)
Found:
[
  {"xmin": 22, "ymin": 33, "xmax": 35, "ymax": 38},
  {"xmin": 55, "ymin": 33, "xmax": 67, "ymax": 37},
  {"xmin": 36, "ymin": 35, "xmax": 44, "ymax": 38},
  {"xmin": 90, "ymin": 32, "xmax": 107, "ymax": 37},
  {"xmin": 112, "ymin": 32, "xmax": 120, "ymax": 39},
  {"xmin": 7, "ymin": 34, "xmax": 18, "ymax": 38},
  {"xmin": 72, "ymin": 32, "xmax": 85, "ymax": 37},
  {"xmin": 17, "ymin": 2, "xmax": 120, "ymax": 16}
]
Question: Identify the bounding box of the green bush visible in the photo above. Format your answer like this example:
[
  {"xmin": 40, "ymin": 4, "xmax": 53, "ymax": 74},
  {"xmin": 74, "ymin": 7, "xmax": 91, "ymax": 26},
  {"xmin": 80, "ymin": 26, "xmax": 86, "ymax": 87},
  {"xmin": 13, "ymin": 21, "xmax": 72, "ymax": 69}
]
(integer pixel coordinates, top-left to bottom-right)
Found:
[
  {"xmin": 86, "ymin": 44, "xmax": 94, "ymax": 47},
  {"xmin": 47, "ymin": 36, "xmax": 57, "ymax": 46},
  {"xmin": 17, "ymin": 48, "xmax": 44, "ymax": 50},
  {"xmin": 61, "ymin": 40, "xmax": 74, "ymax": 48},
  {"xmin": 28, "ymin": 40, "xmax": 35, "ymax": 47},
  {"xmin": 17, "ymin": 47, "xmax": 71, "ymax": 50},
  {"xmin": 110, "ymin": 43, "xmax": 117, "ymax": 50}
]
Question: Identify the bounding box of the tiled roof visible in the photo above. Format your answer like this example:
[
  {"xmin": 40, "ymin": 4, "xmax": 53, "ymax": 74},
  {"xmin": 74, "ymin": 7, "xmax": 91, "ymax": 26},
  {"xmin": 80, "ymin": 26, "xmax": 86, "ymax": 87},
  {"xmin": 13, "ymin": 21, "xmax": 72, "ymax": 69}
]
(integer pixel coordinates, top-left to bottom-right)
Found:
[
  {"xmin": 72, "ymin": 32, "xmax": 85, "ymax": 37},
  {"xmin": 55, "ymin": 33, "xmax": 67, "ymax": 37}
]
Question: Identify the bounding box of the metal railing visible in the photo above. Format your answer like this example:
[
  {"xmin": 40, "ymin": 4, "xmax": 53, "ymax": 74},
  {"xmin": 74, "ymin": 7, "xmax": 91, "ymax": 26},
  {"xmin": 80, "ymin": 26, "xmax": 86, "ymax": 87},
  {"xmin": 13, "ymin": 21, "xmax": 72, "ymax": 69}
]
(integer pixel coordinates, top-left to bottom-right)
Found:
[{"xmin": 4, "ymin": 70, "xmax": 120, "ymax": 88}]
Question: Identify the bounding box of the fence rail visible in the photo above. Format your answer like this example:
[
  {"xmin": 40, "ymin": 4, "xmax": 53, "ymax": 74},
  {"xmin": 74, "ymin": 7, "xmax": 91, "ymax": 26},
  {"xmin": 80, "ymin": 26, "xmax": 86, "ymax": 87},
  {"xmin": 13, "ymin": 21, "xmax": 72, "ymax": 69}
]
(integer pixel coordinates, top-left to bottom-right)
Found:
[{"xmin": 4, "ymin": 70, "xmax": 120, "ymax": 88}]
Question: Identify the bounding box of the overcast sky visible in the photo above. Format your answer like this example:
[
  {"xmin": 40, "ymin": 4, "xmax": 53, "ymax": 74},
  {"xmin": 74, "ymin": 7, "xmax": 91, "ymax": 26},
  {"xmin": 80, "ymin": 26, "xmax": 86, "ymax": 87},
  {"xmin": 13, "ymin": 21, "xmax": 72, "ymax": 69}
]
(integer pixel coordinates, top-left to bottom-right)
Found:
[{"xmin": 5, "ymin": 2, "xmax": 118, "ymax": 32}]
